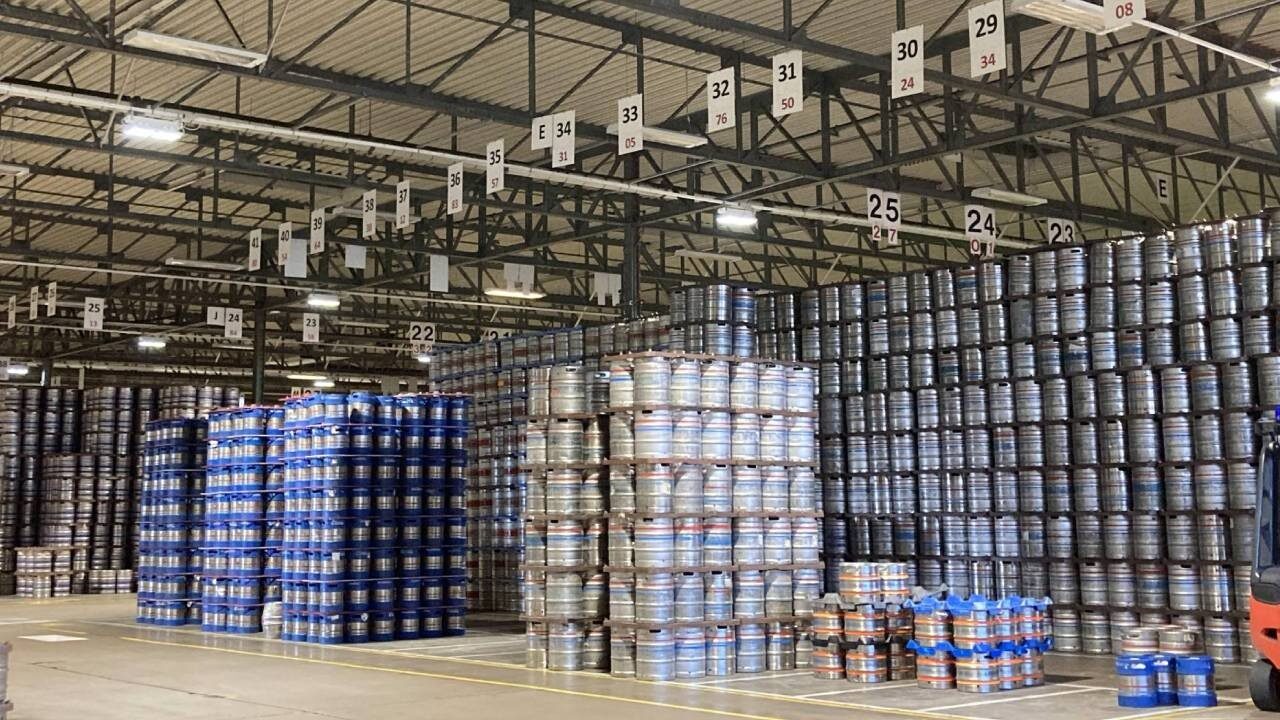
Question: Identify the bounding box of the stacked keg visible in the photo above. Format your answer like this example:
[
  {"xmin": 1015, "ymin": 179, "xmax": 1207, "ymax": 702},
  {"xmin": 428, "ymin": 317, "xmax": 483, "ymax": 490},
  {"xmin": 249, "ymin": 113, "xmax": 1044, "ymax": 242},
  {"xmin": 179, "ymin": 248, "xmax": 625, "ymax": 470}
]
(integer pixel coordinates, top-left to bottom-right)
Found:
[
  {"xmin": 201, "ymin": 406, "xmax": 284, "ymax": 634},
  {"xmin": 277, "ymin": 392, "xmax": 470, "ymax": 644},
  {"xmin": 602, "ymin": 352, "xmax": 821, "ymax": 680},
  {"xmin": 669, "ymin": 283, "xmax": 758, "ymax": 357},
  {"xmin": 521, "ymin": 365, "xmax": 610, "ymax": 671},
  {"xmin": 433, "ymin": 317, "xmax": 669, "ymax": 611},
  {"xmin": 136, "ymin": 417, "xmax": 206, "ymax": 625},
  {"xmin": 14, "ymin": 546, "xmax": 81, "ymax": 597}
]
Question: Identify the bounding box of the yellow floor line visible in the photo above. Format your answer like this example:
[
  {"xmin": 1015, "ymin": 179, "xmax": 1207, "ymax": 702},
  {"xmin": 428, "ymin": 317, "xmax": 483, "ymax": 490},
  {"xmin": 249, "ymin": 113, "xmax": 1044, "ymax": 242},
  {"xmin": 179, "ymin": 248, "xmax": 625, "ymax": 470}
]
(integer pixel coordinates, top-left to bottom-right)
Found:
[{"xmin": 119, "ymin": 637, "xmax": 787, "ymax": 720}]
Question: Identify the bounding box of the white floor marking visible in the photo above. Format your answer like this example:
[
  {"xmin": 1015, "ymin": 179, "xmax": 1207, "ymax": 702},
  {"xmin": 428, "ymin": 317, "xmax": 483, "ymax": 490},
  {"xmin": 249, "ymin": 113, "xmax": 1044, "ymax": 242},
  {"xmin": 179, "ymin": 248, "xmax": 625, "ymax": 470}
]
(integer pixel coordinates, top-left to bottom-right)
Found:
[
  {"xmin": 796, "ymin": 680, "xmax": 917, "ymax": 698},
  {"xmin": 0, "ymin": 618, "xmax": 38, "ymax": 626},
  {"xmin": 688, "ymin": 670, "xmax": 812, "ymax": 685},
  {"xmin": 18, "ymin": 634, "xmax": 85, "ymax": 642},
  {"xmin": 392, "ymin": 639, "xmax": 525, "ymax": 653},
  {"xmin": 1101, "ymin": 698, "xmax": 1248, "ymax": 720},
  {"xmin": 923, "ymin": 686, "xmax": 1106, "ymax": 712},
  {"xmin": 449, "ymin": 649, "xmax": 528, "ymax": 659}
]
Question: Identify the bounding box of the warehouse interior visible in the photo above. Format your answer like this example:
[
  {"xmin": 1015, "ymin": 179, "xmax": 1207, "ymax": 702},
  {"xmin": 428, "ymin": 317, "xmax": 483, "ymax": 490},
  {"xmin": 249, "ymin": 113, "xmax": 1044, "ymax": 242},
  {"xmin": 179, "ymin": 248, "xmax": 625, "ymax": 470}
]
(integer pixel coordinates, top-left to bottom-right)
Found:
[{"xmin": 3, "ymin": 0, "xmax": 1280, "ymax": 718}]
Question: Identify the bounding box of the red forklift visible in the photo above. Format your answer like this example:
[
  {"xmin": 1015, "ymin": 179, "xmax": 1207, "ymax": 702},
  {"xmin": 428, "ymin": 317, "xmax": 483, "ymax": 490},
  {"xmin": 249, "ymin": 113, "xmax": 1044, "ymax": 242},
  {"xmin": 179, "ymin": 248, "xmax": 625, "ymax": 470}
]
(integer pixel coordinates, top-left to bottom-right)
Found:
[{"xmin": 1252, "ymin": 416, "xmax": 1280, "ymax": 710}]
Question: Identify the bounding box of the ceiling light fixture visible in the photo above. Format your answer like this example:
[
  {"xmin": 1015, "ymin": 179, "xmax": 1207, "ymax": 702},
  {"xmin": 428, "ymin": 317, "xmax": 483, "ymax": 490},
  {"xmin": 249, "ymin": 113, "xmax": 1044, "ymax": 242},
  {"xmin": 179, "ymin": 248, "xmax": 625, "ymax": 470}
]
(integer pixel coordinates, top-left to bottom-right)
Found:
[
  {"xmin": 416, "ymin": 353, "xmax": 433, "ymax": 363},
  {"xmin": 136, "ymin": 336, "xmax": 167, "ymax": 350},
  {"xmin": 5, "ymin": 365, "xmax": 28, "ymax": 377},
  {"xmin": 121, "ymin": 114, "xmax": 185, "ymax": 143},
  {"xmin": 312, "ymin": 378, "xmax": 335, "ymax": 389},
  {"xmin": 335, "ymin": 319, "xmax": 389, "ymax": 330},
  {"xmin": 714, "ymin": 206, "xmax": 758, "ymax": 230},
  {"xmin": 605, "ymin": 123, "xmax": 709, "ymax": 149},
  {"xmin": 164, "ymin": 257, "xmax": 243, "ymax": 272},
  {"xmin": 1267, "ymin": 78, "xmax": 1280, "ymax": 103},
  {"xmin": 122, "ymin": 30, "xmax": 269, "ymax": 68},
  {"xmin": 0, "ymin": 163, "xmax": 30, "ymax": 180},
  {"xmin": 971, "ymin": 187, "xmax": 1049, "ymax": 207},
  {"xmin": 306, "ymin": 293, "xmax": 341, "ymax": 310},
  {"xmin": 483, "ymin": 287, "xmax": 547, "ymax": 300},
  {"xmin": 286, "ymin": 373, "xmax": 327, "ymax": 382},
  {"xmin": 1008, "ymin": 0, "xmax": 1111, "ymax": 32},
  {"xmin": 675, "ymin": 248, "xmax": 744, "ymax": 263}
]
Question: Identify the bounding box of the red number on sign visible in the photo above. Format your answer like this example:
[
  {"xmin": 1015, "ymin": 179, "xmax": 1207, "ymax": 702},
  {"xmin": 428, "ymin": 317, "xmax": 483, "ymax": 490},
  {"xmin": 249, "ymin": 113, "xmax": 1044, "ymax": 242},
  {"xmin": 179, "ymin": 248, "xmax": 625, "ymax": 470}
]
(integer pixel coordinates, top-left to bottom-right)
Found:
[
  {"xmin": 980, "ymin": 53, "xmax": 997, "ymax": 69},
  {"xmin": 714, "ymin": 113, "xmax": 728, "ymax": 125},
  {"xmin": 780, "ymin": 97, "xmax": 795, "ymax": 110},
  {"xmin": 624, "ymin": 137, "xmax": 637, "ymax": 149},
  {"xmin": 901, "ymin": 78, "xmax": 915, "ymax": 91},
  {"xmin": 1115, "ymin": 2, "xmax": 1134, "ymax": 18}
]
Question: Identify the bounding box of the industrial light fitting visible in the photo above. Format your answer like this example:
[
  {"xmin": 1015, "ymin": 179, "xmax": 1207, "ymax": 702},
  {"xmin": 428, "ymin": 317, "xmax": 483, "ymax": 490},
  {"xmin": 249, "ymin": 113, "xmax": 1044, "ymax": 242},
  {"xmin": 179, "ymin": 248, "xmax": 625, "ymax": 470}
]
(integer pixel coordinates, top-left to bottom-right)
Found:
[
  {"xmin": 136, "ymin": 336, "xmax": 167, "ymax": 350},
  {"xmin": 971, "ymin": 187, "xmax": 1049, "ymax": 207},
  {"xmin": 1008, "ymin": 0, "xmax": 1112, "ymax": 33},
  {"xmin": 121, "ymin": 114, "xmax": 185, "ymax": 143},
  {"xmin": 415, "ymin": 353, "xmax": 433, "ymax": 363},
  {"xmin": 483, "ymin": 287, "xmax": 546, "ymax": 300},
  {"xmin": 675, "ymin": 248, "xmax": 744, "ymax": 264},
  {"xmin": 5, "ymin": 365, "xmax": 28, "ymax": 377},
  {"xmin": 605, "ymin": 123, "xmax": 709, "ymax": 149},
  {"xmin": 714, "ymin": 206, "xmax": 758, "ymax": 230},
  {"xmin": 305, "ymin": 293, "xmax": 341, "ymax": 310},
  {"xmin": 286, "ymin": 373, "xmax": 327, "ymax": 382},
  {"xmin": 122, "ymin": 30, "xmax": 269, "ymax": 69},
  {"xmin": 164, "ymin": 257, "xmax": 244, "ymax": 272},
  {"xmin": 0, "ymin": 164, "xmax": 30, "ymax": 180},
  {"xmin": 312, "ymin": 378, "xmax": 335, "ymax": 389}
]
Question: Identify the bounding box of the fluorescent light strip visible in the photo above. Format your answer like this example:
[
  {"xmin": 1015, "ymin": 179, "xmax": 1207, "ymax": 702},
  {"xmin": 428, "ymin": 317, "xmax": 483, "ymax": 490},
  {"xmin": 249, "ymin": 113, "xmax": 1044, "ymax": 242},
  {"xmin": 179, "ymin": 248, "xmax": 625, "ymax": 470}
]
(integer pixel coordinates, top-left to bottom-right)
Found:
[
  {"xmin": 0, "ymin": 163, "xmax": 30, "ymax": 179},
  {"xmin": 971, "ymin": 187, "xmax": 1049, "ymax": 207},
  {"xmin": 715, "ymin": 206, "xmax": 758, "ymax": 230},
  {"xmin": 675, "ymin": 248, "xmax": 743, "ymax": 263},
  {"xmin": 122, "ymin": 30, "xmax": 268, "ymax": 69},
  {"xmin": 306, "ymin": 293, "xmax": 341, "ymax": 309},
  {"xmin": 164, "ymin": 257, "xmax": 244, "ymax": 272},
  {"xmin": 136, "ymin": 336, "xmax": 167, "ymax": 349},
  {"xmin": 286, "ymin": 373, "xmax": 327, "ymax": 381},
  {"xmin": 484, "ymin": 287, "xmax": 546, "ymax": 300},
  {"xmin": 121, "ymin": 114, "xmax": 184, "ymax": 143}
]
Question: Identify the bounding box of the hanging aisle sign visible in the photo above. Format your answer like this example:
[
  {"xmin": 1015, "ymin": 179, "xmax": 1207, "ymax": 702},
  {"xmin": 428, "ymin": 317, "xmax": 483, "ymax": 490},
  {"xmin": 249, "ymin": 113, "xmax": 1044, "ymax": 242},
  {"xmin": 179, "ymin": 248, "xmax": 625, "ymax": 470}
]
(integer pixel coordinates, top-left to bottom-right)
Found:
[
  {"xmin": 45, "ymin": 282, "xmax": 56, "ymax": 317},
  {"xmin": 706, "ymin": 67, "xmax": 736, "ymax": 132},
  {"xmin": 207, "ymin": 306, "xmax": 226, "ymax": 326},
  {"xmin": 772, "ymin": 50, "xmax": 803, "ymax": 117},
  {"xmin": 310, "ymin": 209, "xmax": 325, "ymax": 255},
  {"xmin": 408, "ymin": 321, "xmax": 436, "ymax": 352},
  {"xmin": 247, "ymin": 229, "xmax": 262, "ymax": 271},
  {"xmin": 277, "ymin": 222, "xmax": 292, "ymax": 268},
  {"xmin": 617, "ymin": 94, "xmax": 643, "ymax": 155},
  {"xmin": 224, "ymin": 308, "xmax": 244, "ymax": 340},
  {"xmin": 28, "ymin": 287, "xmax": 37, "ymax": 320},
  {"xmin": 7, "ymin": 297, "xmax": 15, "ymax": 329},
  {"xmin": 430, "ymin": 254, "xmax": 449, "ymax": 293},
  {"xmin": 965, "ymin": 204, "xmax": 998, "ymax": 259},
  {"xmin": 891, "ymin": 25, "xmax": 925, "ymax": 99},
  {"xmin": 552, "ymin": 111, "xmax": 575, "ymax": 168},
  {"xmin": 361, "ymin": 189, "xmax": 377, "ymax": 238},
  {"xmin": 447, "ymin": 163, "xmax": 464, "ymax": 216},
  {"xmin": 486, "ymin": 140, "xmax": 505, "ymax": 194},
  {"xmin": 302, "ymin": 312, "xmax": 320, "ymax": 344},
  {"xmin": 396, "ymin": 179, "xmax": 412, "ymax": 230},
  {"xmin": 83, "ymin": 297, "xmax": 104, "ymax": 331},
  {"xmin": 968, "ymin": 0, "xmax": 1007, "ymax": 77},
  {"xmin": 531, "ymin": 115, "xmax": 553, "ymax": 150},
  {"xmin": 866, "ymin": 188, "xmax": 902, "ymax": 246},
  {"xmin": 1047, "ymin": 218, "xmax": 1077, "ymax": 245}
]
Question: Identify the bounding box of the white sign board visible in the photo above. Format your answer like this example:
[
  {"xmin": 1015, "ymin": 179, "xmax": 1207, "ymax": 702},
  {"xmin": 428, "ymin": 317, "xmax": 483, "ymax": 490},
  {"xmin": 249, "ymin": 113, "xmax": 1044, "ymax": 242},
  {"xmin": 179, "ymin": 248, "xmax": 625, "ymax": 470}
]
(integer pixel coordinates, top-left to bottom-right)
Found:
[
  {"xmin": 45, "ymin": 282, "xmax": 56, "ymax": 317},
  {"xmin": 772, "ymin": 50, "xmax": 803, "ymax": 117},
  {"xmin": 277, "ymin": 222, "xmax": 292, "ymax": 268},
  {"xmin": 409, "ymin": 321, "xmax": 436, "ymax": 352},
  {"xmin": 28, "ymin": 286, "xmax": 37, "ymax": 319},
  {"xmin": 224, "ymin": 308, "xmax": 244, "ymax": 340},
  {"xmin": 486, "ymin": 140, "xmax": 505, "ymax": 194},
  {"xmin": 706, "ymin": 67, "xmax": 736, "ymax": 133},
  {"xmin": 531, "ymin": 114, "xmax": 553, "ymax": 150},
  {"xmin": 345, "ymin": 244, "xmax": 367, "ymax": 271},
  {"xmin": 866, "ymin": 188, "xmax": 902, "ymax": 246},
  {"xmin": 1157, "ymin": 175, "xmax": 1173, "ymax": 206},
  {"xmin": 309, "ymin": 208, "xmax": 325, "ymax": 255},
  {"xmin": 617, "ymin": 94, "xmax": 643, "ymax": 155},
  {"xmin": 7, "ymin": 297, "xmax": 15, "ymax": 329},
  {"xmin": 1105, "ymin": 0, "xmax": 1146, "ymax": 30},
  {"xmin": 396, "ymin": 179, "xmax": 412, "ymax": 230},
  {"xmin": 302, "ymin": 312, "xmax": 320, "ymax": 344},
  {"xmin": 891, "ymin": 26, "xmax": 925, "ymax": 99},
  {"xmin": 1047, "ymin": 218, "xmax": 1077, "ymax": 245},
  {"xmin": 968, "ymin": 0, "xmax": 1007, "ymax": 77},
  {"xmin": 361, "ymin": 189, "xmax": 377, "ymax": 238},
  {"xmin": 207, "ymin": 306, "xmax": 226, "ymax": 326},
  {"xmin": 552, "ymin": 111, "xmax": 575, "ymax": 168},
  {"xmin": 83, "ymin": 297, "xmax": 104, "ymax": 331},
  {"xmin": 965, "ymin": 204, "xmax": 998, "ymax": 259},
  {"xmin": 429, "ymin": 254, "xmax": 449, "ymax": 293},
  {"xmin": 447, "ymin": 162, "xmax": 464, "ymax": 216},
  {"xmin": 247, "ymin": 229, "xmax": 262, "ymax": 271},
  {"xmin": 284, "ymin": 238, "xmax": 307, "ymax": 279}
]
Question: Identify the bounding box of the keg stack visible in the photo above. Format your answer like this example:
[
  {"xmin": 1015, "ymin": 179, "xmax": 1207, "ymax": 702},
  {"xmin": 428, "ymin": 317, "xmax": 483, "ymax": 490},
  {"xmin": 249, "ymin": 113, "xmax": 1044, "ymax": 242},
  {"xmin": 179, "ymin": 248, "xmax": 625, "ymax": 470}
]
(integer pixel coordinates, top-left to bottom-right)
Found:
[
  {"xmin": 36, "ymin": 454, "xmax": 132, "ymax": 592},
  {"xmin": 602, "ymin": 352, "xmax": 822, "ymax": 680},
  {"xmin": 14, "ymin": 546, "xmax": 82, "ymax": 597},
  {"xmin": 521, "ymin": 365, "xmax": 611, "ymax": 671},
  {"xmin": 277, "ymin": 392, "xmax": 471, "ymax": 644},
  {"xmin": 433, "ymin": 318, "xmax": 670, "ymax": 611},
  {"xmin": 136, "ymin": 417, "xmax": 207, "ymax": 626},
  {"xmin": 668, "ymin": 283, "xmax": 758, "ymax": 357},
  {"xmin": 201, "ymin": 406, "xmax": 285, "ymax": 634}
]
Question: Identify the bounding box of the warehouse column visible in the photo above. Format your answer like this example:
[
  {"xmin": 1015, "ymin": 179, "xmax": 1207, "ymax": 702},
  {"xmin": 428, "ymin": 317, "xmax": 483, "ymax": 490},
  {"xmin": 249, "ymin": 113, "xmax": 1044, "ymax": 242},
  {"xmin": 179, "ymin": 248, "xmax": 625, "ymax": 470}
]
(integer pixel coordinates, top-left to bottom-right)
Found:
[
  {"xmin": 252, "ymin": 289, "xmax": 266, "ymax": 403},
  {"xmin": 621, "ymin": 155, "xmax": 641, "ymax": 319}
]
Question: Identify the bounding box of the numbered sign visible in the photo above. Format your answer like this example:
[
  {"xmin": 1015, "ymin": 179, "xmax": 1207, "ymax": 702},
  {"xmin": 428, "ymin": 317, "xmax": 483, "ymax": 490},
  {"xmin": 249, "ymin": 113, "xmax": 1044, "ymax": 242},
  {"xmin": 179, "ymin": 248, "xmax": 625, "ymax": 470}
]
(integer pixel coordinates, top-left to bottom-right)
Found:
[
  {"xmin": 866, "ymin": 188, "xmax": 902, "ymax": 246},
  {"xmin": 83, "ymin": 296, "xmax": 104, "ymax": 331},
  {"xmin": 480, "ymin": 326, "xmax": 513, "ymax": 342},
  {"xmin": 207, "ymin": 306, "xmax": 226, "ymax": 326},
  {"xmin": 617, "ymin": 94, "xmax": 643, "ymax": 155},
  {"xmin": 302, "ymin": 312, "xmax": 320, "ymax": 344},
  {"xmin": 45, "ymin": 281, "xmax": 56, "ymax": 317},
  {"xmin": 968, "ymin": 0, "xmax": 1007, "ymax": 77},
  {"xmin": 965, "ymin": 204, "xmax": 998, "ymax": 259},
  {"xmin": 531, "ymin": 114, "xmax": 553, "ymax": 150},
  {"xmin": 1105, "ymin": 0, "xmax": 1146, "ymax": 30},
  {"xmin": 409, "ymin": 321, "xmax": 436, "ymax": 352},
  {"xmin": 891, "ymin": 26, "xmax": 925, "ymax": 99},
  {"xmin": 309, "ymin": 208, "xmax": 325, "ymax": 255},
  {"xmin": 277, "ymin": 222, "xmax": 293, "ymax": 268},
  {"xmin": 1157, "ymin": 175, "xmax": 1172, "ymax": 206},
  {"xmin": 7, "ymin": 297, "xmax": 14, "ymax": 329},
  {"xmin": 1047, "ymin": 218, "xmax": 1077, "ymax": 245},
  {"xmin": 429, "ymin": 254, "xmax": 449, "ymax": 293},
  {"xmin": 706, "ymin": 67, "xmax": 736, "ymax": 132},
  {"xmin": 28, "ymin": 286, "xmax": 37, "ymax": 319},
  {"xmin": 248, "ymin": 229, "xmax": 262, "ymax": 271},
  {"xmin": 552, "ymin": 111, "xmax": 575, "ymax": 168},
  {"xmin": 396, "ymin": 179, "xmax": 412, "ymax": 230},
  {"xmin": 361, "ymin": 189, "xmax": 377, "ymax": 238},
  {"xmin": 486, "ymin": 140, "xmax": 505, "ymax": 194},
  {"xmin": 447, "ymin": 162, "xmax": 464, "ymax": 216},
  {"xmin": 772, "ymin": 50, "xmax": 803, "ymax": 117},
  {"xmin": 224, "ymin": 308, "xmax": 244, "ymax": 340}
]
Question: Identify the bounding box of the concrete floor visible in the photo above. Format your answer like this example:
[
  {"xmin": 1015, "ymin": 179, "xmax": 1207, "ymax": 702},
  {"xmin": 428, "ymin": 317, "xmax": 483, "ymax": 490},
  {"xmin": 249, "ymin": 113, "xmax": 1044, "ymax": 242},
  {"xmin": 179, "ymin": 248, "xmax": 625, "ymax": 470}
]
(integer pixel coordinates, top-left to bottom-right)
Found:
[{"xmin": 0, "ymin": 595, "xmax": 1268, "ymax": 720}]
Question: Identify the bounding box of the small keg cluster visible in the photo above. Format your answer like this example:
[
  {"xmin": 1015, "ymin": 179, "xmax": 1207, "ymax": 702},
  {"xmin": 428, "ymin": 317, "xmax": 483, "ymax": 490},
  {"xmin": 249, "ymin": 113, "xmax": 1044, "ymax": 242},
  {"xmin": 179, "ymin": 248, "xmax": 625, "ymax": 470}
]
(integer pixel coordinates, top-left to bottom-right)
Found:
[
  {"xmin": 136, "ymin": 418, "xmax": 207, "ymax": 626},
  {"xmin": 201, "ymin": 405, "xmax": 285, "ymax": 634},
  {"xmin": 432, "ymin": 317, "xmax": 669, "ymax": 611},
  {"xmin": 746, "ymin": 213, "xmax": 1280, "ymax": 663},
  {"xmin": 1115, "ymin": 652, "xmax": 1217, "ymax": 709},
  {"xmin": 809, "ymin": 562, "xmax": 917, "ymax": 683},
  {"xmin": 276, "ymin": 392, "xmax": 470, "ymax": 644},
  {"xmin": 905, "ymin": 595, "xmax": 1050, "ymax": 694},
  {"xmin": 13, "ymin": 546, "xmax": 82, "ymax": 597},
  {"xmin": 668, "ymin": 283, "xmax": 758, "ymax": 356}
]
